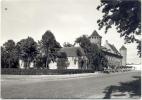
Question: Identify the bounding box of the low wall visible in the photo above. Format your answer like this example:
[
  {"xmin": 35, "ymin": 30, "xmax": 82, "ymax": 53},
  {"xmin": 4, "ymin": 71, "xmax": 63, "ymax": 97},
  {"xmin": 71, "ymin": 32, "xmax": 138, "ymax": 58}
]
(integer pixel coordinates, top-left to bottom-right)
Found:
[{"xmin": 1, "ymin": 68, "xmax": 94, "ymax": 75}]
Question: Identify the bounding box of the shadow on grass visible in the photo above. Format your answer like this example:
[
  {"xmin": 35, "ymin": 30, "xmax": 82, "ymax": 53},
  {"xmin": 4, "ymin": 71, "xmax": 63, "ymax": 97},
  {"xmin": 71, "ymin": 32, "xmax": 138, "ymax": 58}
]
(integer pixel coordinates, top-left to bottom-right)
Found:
[{"xmin": 103, "ymin": 76, "xmax": 141, "ymax": 99}]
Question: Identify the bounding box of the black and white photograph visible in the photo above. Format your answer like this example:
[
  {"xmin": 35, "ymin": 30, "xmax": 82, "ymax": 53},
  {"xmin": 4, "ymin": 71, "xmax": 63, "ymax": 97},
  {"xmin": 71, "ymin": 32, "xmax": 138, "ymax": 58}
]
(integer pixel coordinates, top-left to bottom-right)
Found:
[{"xmin": 1, "ymin": 0, "xmax": 141, "ymax": 99}]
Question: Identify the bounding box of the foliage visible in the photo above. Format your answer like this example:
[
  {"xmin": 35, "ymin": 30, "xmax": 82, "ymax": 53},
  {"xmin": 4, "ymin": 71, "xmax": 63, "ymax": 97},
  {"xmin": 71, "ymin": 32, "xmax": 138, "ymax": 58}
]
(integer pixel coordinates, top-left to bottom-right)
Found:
[
  {"xmin": 63, "ymin": 42, "xmax": 74, "ymax": 47},
  {"xmin": 103, "ymin": 76, "xmax": 141, "ymax": 98},
  {"xmin": 75, "ymin": 35, "xmax": 108, "ymax": 71},
  {"xmin": 97, "ymin": 0, "xmax": 141, "ymax": 57},
  {"xmin": 16, "ymin": 37, "xmax": 38, "ymax": 69},
  {"xmin": 39, "ymin": 30, "xmax": 61, "ymax": 68},
  {"xmin": 1, "ymin": 46, "xmax": 9, "ymax": 68},
  {"xmin": 57, "ymin": 52, "xmax": 69, "ymax": 69},
  {"xmin": 1, "ymin": 40, "xmax": 19, "ymax": 68},
  {"xmin": 35, "ymin": 54, "xmax": 47, "ymax": 68},
  {"xmin": 75, "ymin": 35, "xmax": 91, "ymax": 53},
  {"xmin": 76, "ymin": 49, "xmax": 83, "ymax": 57},
  {"xmin": 87, "ymin": 43, "xmax": 108, "ymax": 71}
]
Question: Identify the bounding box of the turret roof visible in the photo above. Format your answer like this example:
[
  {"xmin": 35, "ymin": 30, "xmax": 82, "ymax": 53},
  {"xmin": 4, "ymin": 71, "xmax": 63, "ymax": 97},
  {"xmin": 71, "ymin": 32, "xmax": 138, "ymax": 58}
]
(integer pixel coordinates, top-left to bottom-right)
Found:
[
  {"xmin": 90, "ymin": 30, "xmax": 102, "ymax": 38},
  {"xmin": 120, "ymin": 45, "xmax": 127, "ymax": 50}
]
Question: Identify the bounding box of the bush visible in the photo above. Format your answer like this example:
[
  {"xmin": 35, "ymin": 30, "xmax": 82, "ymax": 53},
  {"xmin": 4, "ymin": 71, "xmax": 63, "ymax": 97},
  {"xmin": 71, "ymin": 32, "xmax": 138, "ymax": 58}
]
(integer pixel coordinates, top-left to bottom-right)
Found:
[
  {"xmin": 1, "ymin": 68, "xmax": 94, "ymax": 75},
  {"xmin": 57, "ymin": 52, "xmax": 69, "ymax": 69},
  {"xmin": 57, "ymin": 58, "xmax": 69, "ymax": 69},
  {"xmin": 35, "ymin": 55, "xmax": 47, "ymax": 68}
]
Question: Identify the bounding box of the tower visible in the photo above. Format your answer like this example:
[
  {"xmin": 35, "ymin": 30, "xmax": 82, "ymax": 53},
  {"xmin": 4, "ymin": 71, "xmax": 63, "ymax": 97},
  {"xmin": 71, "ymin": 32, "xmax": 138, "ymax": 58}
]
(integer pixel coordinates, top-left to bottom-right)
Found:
[
  {"xmin": 89, "ymin": 30, "xmax": 102, "ymax": 48},
  {"xmin": 119, "ymin": 45, "xmax": 127, "ymax": 66}
]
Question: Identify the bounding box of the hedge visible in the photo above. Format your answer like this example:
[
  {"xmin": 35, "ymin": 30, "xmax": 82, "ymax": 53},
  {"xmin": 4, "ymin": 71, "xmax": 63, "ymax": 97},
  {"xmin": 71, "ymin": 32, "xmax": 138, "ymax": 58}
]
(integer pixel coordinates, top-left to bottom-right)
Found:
[{"xmin": 1, "ymin": 68, "xmax": 94, "ymax": 75}]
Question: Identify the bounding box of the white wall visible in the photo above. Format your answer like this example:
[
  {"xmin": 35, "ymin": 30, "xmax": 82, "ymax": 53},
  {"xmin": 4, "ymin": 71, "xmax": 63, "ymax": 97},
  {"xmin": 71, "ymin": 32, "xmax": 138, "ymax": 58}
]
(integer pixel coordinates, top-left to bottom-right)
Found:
[
  {"xmin": 49, "ymin": 61, "xmax": 57, "ymax": 69},
  {"xmin": 19, "ymin": 59, "xmax": 24, "ymax": 69},
  {"xmin": 19, "ymin": 59, "xmax": 34, "ymax": 69},
  {"xmin": 67, "ymin": 57, "xmax": 78, "ymax": 69}
]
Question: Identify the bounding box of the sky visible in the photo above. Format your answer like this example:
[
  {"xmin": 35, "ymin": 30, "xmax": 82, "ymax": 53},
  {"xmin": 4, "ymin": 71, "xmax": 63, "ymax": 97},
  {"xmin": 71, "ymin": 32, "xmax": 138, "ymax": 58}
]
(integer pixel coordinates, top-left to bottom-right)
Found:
[{"xmin": 1, "ymin": 0, "xmax": 141, "ymax": 64}]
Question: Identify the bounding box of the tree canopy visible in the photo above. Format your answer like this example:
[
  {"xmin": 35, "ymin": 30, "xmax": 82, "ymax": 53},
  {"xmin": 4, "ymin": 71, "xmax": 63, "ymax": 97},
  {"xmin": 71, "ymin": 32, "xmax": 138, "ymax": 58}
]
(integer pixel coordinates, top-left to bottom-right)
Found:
[
  {"xmin": 40, "ymin": 30, "xmax": 61, "ymax": 68},
  {"xmin": 17, "ymin": 37, "xmax": 38, "ymax": 68},
  {"xmin": 97, "ymin": 0, "xmax": 141, "ymax": 57},
  {"xmin": 75, "ymin": 35, "xmax": 91, "ymax": 53},
  {"xmin": 1, "ymin": 40, "xmax": 19, "ymax": 68}
]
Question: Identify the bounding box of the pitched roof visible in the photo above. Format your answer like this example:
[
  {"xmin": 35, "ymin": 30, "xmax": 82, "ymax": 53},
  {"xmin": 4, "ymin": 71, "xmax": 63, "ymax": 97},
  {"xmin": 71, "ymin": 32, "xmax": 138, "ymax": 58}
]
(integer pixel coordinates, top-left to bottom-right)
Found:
[
  {"xmin": 101, "ymin": 46, "xmax": 122, "ymax": 58},
  {"xmin": 103, "ymin": 41, "xmax": 121, "ymax": 56},
  {"xmin": 108, "ymin": 44, "xmax": 121, "ymax": 55},
  {"xmin": 90, "ymin": 30, "xmax": 102, "ymax": 38},
  {"xmin": 120, "ymin": 45, "xmax": 127, "ymax": 50},
  {"xmin": 59, "ymin": 47, "xmax": 85, "ymax": 57}
]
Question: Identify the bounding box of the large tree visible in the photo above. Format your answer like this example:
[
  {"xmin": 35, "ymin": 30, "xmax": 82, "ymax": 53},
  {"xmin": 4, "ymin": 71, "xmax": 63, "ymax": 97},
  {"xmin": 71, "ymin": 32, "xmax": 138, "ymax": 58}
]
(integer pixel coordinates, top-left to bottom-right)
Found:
[
  {"xmin": 75, "ymin": 35, "xmax": 91, "ymax": 53},
  {"xmin": 75, "ymin": 35, "xmax": 108, "ymax": 71},
  {"xmin": 97, "ymin": 0, "xmax": 141, "ymax": 57},
  {"xmin": 40, "ymin": 30, "xmax": 61, "ymax": 69},
  {"xmin": 1, "ymin": 46, "xmax": 9, "ymax": 68},
  {"xmin": 1, "ymin": 40, "xmax": 19, "ymax": 68},
  {"xmin": 17, "ymin": 37, "xmax": 38, "ymax": 69}
]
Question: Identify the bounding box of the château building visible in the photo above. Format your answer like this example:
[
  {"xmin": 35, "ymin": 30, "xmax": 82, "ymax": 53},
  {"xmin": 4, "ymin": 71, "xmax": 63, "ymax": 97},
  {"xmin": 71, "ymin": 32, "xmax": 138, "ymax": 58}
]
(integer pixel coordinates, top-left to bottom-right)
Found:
[
  {"xmin": 19, "ymin": 30, "xmax": 127, "ymax": 69},
  {"xmin": 49, "ymin": 30, "xmax": 127, "ymax": 69}
]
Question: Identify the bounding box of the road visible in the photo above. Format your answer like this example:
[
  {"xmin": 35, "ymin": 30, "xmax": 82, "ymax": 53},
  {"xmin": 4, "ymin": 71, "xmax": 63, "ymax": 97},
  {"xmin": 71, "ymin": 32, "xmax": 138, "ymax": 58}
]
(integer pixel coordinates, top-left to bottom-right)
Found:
[{"xmin": 1, "ymin": 71, "xmax": 141, "ymax": 99}]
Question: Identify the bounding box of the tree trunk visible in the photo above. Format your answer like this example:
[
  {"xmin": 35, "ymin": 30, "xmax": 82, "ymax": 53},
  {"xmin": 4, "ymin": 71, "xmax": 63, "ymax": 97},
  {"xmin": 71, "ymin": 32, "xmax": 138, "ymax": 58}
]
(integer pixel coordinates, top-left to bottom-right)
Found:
[
  {"xmin": 28, "ymin": 59, "xmax": 29, "ymax": 69},
  {"xmin": 45, "ymin": 49, "xmax": 49, "ymax": 69},
  {"xmin": 27, "ymin": 58, "xmax": 30, "ymax": 69},
  {"xmin": 8, "ymin": 59, "xmax": 10, "ymax": 68},
  {"xmin": 45, "ymin": 57, "xmax": 48, "ymax": 69},
  {"xmin": 25, "ymin": 61, "xmax": 27, "ymax": 69}
]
